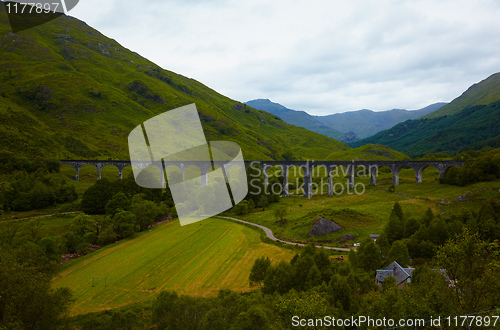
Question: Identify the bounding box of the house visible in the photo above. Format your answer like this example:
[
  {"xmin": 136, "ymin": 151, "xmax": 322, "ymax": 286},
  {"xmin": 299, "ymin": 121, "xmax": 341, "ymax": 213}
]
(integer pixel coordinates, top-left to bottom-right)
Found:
[
  {"xmin": 370, "ymin": 234, "xmax": 379, "ymax": 241},
  {"xmin": 375, "ymin": 261, "xmax": 414, "ymax": 289},
  {"xmin": 376, "ymin": 261, "xmax": 451, "ymax": 289}
]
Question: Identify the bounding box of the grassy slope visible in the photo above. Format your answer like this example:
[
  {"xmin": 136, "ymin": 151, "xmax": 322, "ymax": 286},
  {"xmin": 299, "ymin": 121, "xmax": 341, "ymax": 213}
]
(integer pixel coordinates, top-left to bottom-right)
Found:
[
  {"xmin": 327, "ymin": 143, "xmax": 410, "ymax": 160},
  {"xmin": 350, "ymin": 100, "xmax": 500, "ymax": 157},
  {"xmin": 0, "ymin": 7, "xmax": 374, "ymax": 161},
  {"xmin": 51, "ymin": 218, "xmax": 295, "ymax": 315},
  {"xmin": 423, "ymin": 72, "xmax": 500, "ymax": 119}
]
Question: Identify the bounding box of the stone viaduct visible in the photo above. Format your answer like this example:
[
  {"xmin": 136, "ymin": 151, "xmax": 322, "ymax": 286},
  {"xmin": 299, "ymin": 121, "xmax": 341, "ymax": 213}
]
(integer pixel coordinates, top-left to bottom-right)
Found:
[{"xmin": 60, "ymin": 160, "xmax": 464, "ymax": 198}]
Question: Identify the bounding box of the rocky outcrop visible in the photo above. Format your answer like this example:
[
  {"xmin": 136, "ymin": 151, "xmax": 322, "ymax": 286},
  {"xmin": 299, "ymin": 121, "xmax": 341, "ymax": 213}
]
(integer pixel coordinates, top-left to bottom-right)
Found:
[
  {"xmin": 339, "ymin": 234, "xmax": 355, "ymax": 241},
  {"xmin": 275, "ymin": 218, "xmax": 287, "ymax": 226},
  {"xmin": 341, "ymin": 131, "xmax": 359, "ymax": 143},
  {"xmin": 308, "ymin": 217, "xmax": 342, "ymax": 237}
]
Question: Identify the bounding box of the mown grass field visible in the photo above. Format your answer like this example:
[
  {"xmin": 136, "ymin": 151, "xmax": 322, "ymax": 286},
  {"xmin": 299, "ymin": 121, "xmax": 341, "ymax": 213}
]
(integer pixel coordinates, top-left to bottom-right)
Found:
[{"xmin": 51, "ymin": 218, "xmax": 295, "ymax": 315}]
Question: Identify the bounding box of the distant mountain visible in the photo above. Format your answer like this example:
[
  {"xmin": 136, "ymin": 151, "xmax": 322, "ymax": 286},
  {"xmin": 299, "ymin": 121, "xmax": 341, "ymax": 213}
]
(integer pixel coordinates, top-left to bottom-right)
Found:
[
  {"xmin": 351, "ymin": 73, "xmax": 500, "ymax": 157},
  {"xmin": 315, "ymin": 103, "xmax": 446, "ymax": 139},
  {"xmin": 245, "ymin": 99, "xmax": 343, "ymax": 140},
  {"xmin": 246, "ymin": 99, "xmax": 446, "ymax": 141}
]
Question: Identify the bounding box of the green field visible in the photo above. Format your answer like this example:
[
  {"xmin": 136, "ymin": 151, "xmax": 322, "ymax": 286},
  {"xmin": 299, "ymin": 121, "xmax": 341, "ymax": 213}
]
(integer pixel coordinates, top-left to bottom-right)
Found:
[{"xmin": 51, "ymin": 218, "xmax": 295, "ymax": 315}]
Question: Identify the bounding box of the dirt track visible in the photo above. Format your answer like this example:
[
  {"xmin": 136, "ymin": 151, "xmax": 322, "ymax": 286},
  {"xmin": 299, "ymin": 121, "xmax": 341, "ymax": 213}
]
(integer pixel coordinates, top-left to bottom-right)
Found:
[{"xmin": 217, "ymin": 216, "xmax": 352, "ymax": 252}]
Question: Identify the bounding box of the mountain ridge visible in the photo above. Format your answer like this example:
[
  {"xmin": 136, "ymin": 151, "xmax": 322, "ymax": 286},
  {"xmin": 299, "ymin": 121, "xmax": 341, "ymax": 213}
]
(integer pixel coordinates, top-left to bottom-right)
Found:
[
  {"xmin": 245, "ymin": 99, "xmax": 343, "ymax": 140},
  {"xmin": 246, "ymin": 98, "xmax": 446, "ymax": 140},
  {"xmin": 316, "ymin": 102, "xmax": 446, "ymax": 138}
]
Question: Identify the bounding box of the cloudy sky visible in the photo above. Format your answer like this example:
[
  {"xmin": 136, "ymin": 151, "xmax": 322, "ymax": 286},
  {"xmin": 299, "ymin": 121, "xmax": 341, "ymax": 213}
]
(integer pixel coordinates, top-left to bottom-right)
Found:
[{"xmin": 69, "ymin": 0, "xmax": 500, "ymax": 115}]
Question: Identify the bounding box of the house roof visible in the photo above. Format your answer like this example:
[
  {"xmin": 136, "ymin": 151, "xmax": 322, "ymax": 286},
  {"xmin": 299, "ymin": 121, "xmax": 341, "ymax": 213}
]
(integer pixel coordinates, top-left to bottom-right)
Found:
[
  {"xmin": 376, "ymin": 270, "xmax": 393, "ymax": 283},
  {"xmin": 376, "ymin": 262, "xmax": 450, "ymax": 286},
  {"xmin": 376, "ymin": 261, "xmax": 412, "ymax": 285},
  {"xmin": 404, "ymin": 268, "xmax": 415, "ymax": 277}
]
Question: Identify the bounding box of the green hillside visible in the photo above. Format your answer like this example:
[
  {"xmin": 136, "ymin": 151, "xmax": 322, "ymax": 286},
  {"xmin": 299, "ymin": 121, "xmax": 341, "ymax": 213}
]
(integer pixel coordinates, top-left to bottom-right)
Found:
[
  {"xmin": 0, "ymin": 7, "xmax": 358, "ymax": 161},
  {"xmin": 423, "ymin": 72, "xmax": 500, "ymax": 119},
  {"xmin": 351, "ymin": 73, "xmax": 500, "ymax": 157},
  {"xmin": 327, "ymin": 143, "xmax": 410, "ymax": 160}
]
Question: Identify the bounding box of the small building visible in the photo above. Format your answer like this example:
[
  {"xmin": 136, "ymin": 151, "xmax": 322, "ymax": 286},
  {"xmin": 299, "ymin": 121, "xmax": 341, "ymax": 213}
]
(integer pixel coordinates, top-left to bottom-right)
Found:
[
  {"xmin": 370, "ymin": 234, "xmax": 379, "ymax": 241},
  {"xmin": 376, "ymin": 261, "xmax": 414, "ymax": 289},
  {"xmin": 376, "ymin": 261, "xmax": 451, "ymax": 289}
]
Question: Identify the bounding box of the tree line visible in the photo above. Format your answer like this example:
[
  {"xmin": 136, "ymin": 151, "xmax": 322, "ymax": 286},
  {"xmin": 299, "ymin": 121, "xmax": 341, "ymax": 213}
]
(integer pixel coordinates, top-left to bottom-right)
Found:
[
  {"xmin": 0, "ymin": 153, "xmax": 77, "ymax": 212},
  {"xmin": 442, "ymin": 149, "xmax": 500, "ymax": 186}
]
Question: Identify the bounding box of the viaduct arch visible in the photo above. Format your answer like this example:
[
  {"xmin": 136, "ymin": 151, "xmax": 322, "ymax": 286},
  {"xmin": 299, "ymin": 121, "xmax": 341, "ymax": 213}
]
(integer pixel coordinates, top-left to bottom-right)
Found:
[{"xmin": 60, "ymin": 160, "xmax": 464, "ymax": 198}]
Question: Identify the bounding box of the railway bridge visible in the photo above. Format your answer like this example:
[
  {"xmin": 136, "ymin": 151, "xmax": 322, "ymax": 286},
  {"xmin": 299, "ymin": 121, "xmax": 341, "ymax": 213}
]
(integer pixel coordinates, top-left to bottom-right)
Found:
[{"xmin": 60, "ymin": 160, "xmax": 464, "ymax": 198}]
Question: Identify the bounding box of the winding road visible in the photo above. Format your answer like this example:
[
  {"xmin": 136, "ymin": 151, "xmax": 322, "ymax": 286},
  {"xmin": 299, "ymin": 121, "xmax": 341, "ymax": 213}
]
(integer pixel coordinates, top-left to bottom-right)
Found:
[{"xmin": 216, "ymin": 216, "xmax": 352, "ymax": 252}]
